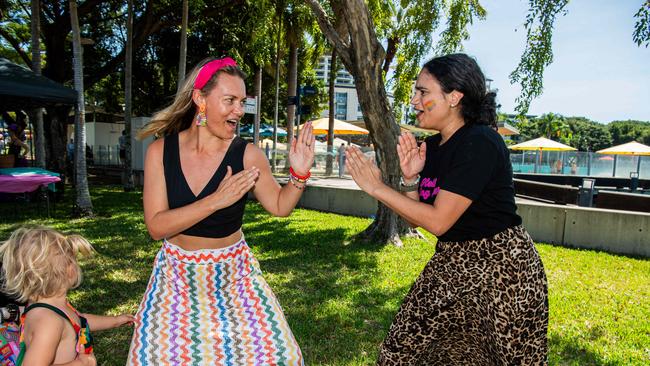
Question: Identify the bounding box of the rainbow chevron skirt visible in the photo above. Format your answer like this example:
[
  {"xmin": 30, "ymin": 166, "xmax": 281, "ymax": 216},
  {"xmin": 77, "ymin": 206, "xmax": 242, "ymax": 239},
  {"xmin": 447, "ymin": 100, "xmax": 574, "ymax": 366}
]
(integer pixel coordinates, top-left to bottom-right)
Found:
[{"xmin": 126, "ymin": 237, "xmax": 303, "ymax": 365}]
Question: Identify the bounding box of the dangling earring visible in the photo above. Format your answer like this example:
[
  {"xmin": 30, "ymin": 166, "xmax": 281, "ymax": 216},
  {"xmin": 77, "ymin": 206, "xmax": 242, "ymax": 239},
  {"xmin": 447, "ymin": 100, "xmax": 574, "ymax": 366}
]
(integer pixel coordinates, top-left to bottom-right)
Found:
[{"xmin": 195, "ymin": 105, "xmax": 207, "ymax": 126}]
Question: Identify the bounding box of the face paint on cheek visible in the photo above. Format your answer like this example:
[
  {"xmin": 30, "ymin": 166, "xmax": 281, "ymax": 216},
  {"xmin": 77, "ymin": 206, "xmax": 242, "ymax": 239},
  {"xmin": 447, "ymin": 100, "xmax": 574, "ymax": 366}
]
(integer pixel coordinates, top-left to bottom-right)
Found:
[{"xmin": 424, "ymin": 100, "xmax": 435, "ymax": 112}]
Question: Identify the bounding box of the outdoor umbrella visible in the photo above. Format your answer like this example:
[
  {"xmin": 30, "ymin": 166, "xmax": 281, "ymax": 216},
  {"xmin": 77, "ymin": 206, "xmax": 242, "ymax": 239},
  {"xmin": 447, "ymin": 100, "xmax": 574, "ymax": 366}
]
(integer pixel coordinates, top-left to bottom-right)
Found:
[
  {"xmin": 509, "ymin": 137, "xmax": 576, "ymax": 173},
  {"xmin": 596, "ymin": 141, "xmax": 650, "ymax": 175},
  {"xmin": 300, "ymin": 117, "xmax": 369, "ymax": 135}
]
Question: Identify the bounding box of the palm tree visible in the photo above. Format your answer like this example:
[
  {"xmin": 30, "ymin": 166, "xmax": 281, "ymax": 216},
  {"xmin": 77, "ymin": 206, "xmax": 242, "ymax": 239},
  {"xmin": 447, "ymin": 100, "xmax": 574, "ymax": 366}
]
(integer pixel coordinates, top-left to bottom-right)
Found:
[
  {"xmin": 69, "ymin": 0, "xmax": 93, "ymax": 216},
  {"xmin": 177, "ymin": 0, "xmax": 188, "ymax": 90},
  {"xmin": 123, "ymin": 0, "xmax": 134, "ymax": 191},
  {"xmin": 537, "ymin": 112, "xmax": 572, "ymax": 143},
  {"xmin": 325, "ymin": 48, "xmax": 337, "ymax": 175},
  {"xmin": 31, "ymin": 0, "xmax": 45, "ymax": 168}
]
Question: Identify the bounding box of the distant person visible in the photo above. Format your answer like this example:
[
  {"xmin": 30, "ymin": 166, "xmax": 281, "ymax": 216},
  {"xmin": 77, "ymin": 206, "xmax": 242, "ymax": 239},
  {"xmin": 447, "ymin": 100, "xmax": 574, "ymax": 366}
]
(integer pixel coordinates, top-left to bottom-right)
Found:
[
  {"xmin": 66, "ymin": 139, "xmax": 75, "ymax": 184},
  {"xmin": 554, "ymin": 159, "xmax": 563, "ymax": 174},
  {"xmin": 119, "ymin": 130, "xmax": 126, "ymax": 165},
  {"xmin": 0, "ymin": 226, "xmax": 134, "ymax": 365},
  {"xmin": 8, "ymin": 113, "xmax": 29, "ymax": 167},
  {"xmin": 67, "ymin": 139, "xmax": 75, "ymax": 160},
  {"xmin": 85, "ymin": 144, "xmax": 94, "ymax": 166},
  {"xmin": 338, "ymin": 143, "xmax": 346, "ymax": 177},
  {"xmin": 345, "ymin": 53, "xmax": 548, "ymax": 365}
]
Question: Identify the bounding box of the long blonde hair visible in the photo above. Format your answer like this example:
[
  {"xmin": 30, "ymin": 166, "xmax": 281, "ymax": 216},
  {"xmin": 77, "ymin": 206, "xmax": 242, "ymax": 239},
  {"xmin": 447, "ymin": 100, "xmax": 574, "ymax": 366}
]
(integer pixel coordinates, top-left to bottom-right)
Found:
[
  {"xmin": 0, "ymin": 226, "xmax": 94, "ymax": 302},
  {"xmin": 137, "ymin": 58, "xmax": 246, "ymax": 140}
]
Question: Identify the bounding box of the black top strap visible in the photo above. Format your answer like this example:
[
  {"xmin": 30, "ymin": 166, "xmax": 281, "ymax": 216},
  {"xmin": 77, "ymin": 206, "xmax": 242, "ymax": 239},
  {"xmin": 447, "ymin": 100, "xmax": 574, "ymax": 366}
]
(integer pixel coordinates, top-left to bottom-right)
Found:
[{"xmin": 24, "ymin": 303, "xmax": 74, "ymax": 327}]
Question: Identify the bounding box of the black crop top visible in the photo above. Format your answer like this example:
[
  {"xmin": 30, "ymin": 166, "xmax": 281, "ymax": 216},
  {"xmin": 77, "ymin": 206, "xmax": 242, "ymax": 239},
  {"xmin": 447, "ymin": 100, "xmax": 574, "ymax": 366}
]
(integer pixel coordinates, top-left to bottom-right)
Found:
[{"xmin": 163, "ymin": 133, "xmax": 249, "ymax": 238}]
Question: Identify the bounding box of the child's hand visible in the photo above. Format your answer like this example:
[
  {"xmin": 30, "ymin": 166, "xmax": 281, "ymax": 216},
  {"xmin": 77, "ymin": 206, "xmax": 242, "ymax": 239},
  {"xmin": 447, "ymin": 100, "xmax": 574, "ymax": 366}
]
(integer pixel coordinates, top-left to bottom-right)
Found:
[{"xmin": 115, "ymin": 314, "xmax": 135, "ymax": 327}]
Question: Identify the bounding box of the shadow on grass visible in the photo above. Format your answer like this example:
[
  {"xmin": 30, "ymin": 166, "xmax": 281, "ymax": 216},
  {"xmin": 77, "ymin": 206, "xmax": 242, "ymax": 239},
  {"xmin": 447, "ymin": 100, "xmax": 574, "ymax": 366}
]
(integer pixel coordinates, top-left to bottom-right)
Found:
[{"xmin": 548, "ymin": 333, "xmax": 622, "ymax": 366}]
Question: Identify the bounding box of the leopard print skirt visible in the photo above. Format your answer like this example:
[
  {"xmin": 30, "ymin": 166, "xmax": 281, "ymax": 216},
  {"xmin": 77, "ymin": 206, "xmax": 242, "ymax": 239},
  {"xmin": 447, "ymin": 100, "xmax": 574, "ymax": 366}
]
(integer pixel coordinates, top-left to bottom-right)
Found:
[{"xmin": 378, "ymin": 225, "xmax": 548, "ymax": 366}]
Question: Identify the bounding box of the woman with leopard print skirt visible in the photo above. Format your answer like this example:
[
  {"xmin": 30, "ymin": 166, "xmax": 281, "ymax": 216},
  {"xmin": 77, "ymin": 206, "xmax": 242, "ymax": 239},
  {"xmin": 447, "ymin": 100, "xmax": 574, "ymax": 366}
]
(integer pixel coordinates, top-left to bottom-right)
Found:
[{"xmin": 345, "ymin": 53, "xmax": 548, "ymax": 365}]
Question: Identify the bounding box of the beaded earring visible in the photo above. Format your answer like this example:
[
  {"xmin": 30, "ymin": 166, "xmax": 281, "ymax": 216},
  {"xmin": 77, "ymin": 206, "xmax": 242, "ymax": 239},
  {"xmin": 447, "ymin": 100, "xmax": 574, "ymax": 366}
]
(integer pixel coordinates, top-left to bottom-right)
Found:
[{"xmin": 195, "ymin": 105, "xmax": 207, "ymax": 126}]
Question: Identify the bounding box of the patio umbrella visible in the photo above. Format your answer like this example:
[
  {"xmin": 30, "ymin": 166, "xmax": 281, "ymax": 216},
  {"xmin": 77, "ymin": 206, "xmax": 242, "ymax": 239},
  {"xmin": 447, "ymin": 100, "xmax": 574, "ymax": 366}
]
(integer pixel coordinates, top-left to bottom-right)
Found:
[
  {"xmin": 300, "ymin": 117, "xmax": 369, "ymax": 135},
  {"xmin": 596, "ymin": 141, "xmax": 650, "ymax": 175},
  {"xmin": 509, "ymin": 137, "xmax": 576, "ymax": 173}
]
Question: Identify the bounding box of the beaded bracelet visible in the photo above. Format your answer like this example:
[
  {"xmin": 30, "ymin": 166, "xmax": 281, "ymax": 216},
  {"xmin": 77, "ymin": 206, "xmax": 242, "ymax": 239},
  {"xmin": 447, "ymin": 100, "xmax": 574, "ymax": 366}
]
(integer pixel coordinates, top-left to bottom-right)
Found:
[
  {"xmin": 289, "ymin": 167, "xmax": 311, "ymax": 182},
  {"xmin": 399, "ymin": 174, "xmax": 420, "ymax": 192},
  {"xmin": 289, "ymin": 175, "xmax": 305, "ymax": 190}
]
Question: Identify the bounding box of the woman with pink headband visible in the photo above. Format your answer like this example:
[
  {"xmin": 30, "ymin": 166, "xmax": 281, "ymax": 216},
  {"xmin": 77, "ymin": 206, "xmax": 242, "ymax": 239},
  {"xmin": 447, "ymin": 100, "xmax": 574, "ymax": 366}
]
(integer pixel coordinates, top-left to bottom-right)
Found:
[{"xmin": 126, "ymin": 57, "xmax": 313, "ymax": 365}]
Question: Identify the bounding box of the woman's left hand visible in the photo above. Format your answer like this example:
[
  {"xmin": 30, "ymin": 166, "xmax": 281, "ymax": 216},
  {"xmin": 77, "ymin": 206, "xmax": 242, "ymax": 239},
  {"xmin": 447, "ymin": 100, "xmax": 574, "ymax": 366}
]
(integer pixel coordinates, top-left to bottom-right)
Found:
[
  {"xmin": 345, "ymin": 146, "xmax": 384, "ymax": 195},
  {"xmin": 288, "ymin": 121, "xmax": 315, "ymax": 176}
]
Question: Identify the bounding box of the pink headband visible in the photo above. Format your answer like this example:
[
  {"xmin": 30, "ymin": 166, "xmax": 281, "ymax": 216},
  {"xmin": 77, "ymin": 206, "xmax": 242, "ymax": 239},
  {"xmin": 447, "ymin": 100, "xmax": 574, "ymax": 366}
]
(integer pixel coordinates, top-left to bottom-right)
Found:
[{"xmin": 193, "ymin": 57, "xmax": 238, "ymax": 89}]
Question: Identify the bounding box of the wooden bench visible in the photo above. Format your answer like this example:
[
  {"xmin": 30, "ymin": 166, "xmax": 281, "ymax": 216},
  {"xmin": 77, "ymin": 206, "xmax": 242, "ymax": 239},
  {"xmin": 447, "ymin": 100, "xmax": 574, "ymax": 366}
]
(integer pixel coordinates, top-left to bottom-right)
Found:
[{"xmin": 513, "ymin": 178, "xmax": 579, "ymax": 205}]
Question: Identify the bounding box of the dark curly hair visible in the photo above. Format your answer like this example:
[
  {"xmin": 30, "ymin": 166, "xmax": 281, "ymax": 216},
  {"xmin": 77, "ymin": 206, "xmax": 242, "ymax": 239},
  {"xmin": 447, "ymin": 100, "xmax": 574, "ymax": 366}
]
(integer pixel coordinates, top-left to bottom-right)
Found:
[{"xmin": 422, "ymin": 53, "xmax": 497, "ymax": 128}]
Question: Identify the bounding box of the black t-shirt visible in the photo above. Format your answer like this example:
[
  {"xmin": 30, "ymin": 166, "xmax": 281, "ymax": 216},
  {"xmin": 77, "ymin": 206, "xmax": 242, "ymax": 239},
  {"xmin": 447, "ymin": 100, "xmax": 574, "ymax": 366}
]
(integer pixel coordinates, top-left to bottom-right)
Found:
[{"xmin": 418, "ymin": 124, "xmax": 522, "ymax": 242}]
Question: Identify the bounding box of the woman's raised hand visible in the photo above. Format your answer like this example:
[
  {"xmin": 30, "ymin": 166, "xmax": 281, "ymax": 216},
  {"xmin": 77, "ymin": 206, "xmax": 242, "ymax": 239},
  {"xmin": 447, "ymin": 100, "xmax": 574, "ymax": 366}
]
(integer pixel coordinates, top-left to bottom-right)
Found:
[
  {"xmin": 397, "ymin": 132, "xmax": 426, "ymax": 180},
  {"xmin": 345, "ymin": 146, "xmax": 383, "ymax": 196},
  {"xmin": 210, "ymin": 166, "xmax": 259, "ymax": 210},
  {"xmin": 289, "ymin": 121, "xmax": 315, "ymax": 176}
]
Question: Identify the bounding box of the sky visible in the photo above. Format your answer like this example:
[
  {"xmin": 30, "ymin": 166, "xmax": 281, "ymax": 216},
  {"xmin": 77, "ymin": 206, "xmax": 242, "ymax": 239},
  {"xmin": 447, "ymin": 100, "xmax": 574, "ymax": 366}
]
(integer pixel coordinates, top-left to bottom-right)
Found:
[{"xmin": 457, "ymin": 0, "xmax": 650, "ymax": 123}]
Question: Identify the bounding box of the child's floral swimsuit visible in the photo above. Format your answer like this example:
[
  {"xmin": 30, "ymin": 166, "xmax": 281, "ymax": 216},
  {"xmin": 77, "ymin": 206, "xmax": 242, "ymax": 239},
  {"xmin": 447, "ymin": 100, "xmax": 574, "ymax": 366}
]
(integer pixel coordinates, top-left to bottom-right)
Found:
[{"xmin": 16, "ymin": 302, "xmax": 93, "ymax": 365}]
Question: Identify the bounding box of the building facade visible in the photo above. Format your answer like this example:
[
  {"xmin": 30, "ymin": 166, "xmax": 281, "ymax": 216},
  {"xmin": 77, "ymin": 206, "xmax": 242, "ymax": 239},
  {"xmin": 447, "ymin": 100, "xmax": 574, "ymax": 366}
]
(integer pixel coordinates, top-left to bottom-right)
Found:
[{"xmin": 314, "ymin": 55, "xmax": 403, "ymax": 122}]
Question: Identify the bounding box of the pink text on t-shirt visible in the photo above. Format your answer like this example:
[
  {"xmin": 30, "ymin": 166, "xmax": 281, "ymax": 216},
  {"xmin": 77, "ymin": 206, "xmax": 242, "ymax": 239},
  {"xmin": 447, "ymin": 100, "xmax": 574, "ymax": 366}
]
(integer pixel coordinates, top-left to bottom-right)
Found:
[{"xmin": 419, "ymin": 177, "xmax": 441, "ymax": 200}]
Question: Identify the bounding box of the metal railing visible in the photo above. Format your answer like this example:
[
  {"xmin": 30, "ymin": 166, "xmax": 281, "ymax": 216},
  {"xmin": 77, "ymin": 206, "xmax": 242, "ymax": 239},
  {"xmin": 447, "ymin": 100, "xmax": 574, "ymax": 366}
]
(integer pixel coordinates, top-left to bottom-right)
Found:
[
  {"xmin": 90, "ymin": 145, "xmax": 121, "ymax": 166},
  {"xmin": 510, "ymin": 151, "xmax": 649, "ymax": 179}
]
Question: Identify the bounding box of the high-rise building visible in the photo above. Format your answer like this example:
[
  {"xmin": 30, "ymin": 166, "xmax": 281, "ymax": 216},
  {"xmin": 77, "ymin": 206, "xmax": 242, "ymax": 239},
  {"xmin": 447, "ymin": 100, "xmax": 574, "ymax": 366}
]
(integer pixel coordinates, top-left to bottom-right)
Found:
[{"xmin": 314, "ymin": 55, "xmax": 401, "ymax": 122}]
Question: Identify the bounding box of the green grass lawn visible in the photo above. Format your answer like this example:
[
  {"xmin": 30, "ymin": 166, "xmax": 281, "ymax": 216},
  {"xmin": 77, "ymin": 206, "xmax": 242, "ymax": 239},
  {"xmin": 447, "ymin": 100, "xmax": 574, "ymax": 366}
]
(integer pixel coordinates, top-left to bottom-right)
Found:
[{"xmin": 1, "ymin": 186, "xmax": 648, "ymax": 365}]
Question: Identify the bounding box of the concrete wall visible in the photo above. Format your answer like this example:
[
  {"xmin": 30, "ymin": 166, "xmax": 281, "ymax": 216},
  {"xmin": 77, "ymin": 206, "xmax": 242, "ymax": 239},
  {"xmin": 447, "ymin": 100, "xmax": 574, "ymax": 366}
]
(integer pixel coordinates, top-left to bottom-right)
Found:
[
  {"xmin": 86, "ymin": 122, "xmax": 123, "ymax": 148},
  {"xmin": 295, "ymin": 184, "xmax": 650, "ymax": 257},
  {"xmin": 298, "ymin": 185, "xmax": 377, "ymax": 217},
  {"xmin": 562, "ymin": 207, "xmax": 649, "ymax": 257}
]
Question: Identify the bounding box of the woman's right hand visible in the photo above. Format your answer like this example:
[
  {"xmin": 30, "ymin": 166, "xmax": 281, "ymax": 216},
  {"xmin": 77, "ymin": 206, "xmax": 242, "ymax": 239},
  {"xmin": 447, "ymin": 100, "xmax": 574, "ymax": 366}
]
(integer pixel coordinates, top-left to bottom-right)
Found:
[
  {"xmin": 209, "ymin": 166, "xmax": 259, "ymax": 210},
  {"xmin": 397, "ymin": 132, "xmax": 426, "ymax": 180}
]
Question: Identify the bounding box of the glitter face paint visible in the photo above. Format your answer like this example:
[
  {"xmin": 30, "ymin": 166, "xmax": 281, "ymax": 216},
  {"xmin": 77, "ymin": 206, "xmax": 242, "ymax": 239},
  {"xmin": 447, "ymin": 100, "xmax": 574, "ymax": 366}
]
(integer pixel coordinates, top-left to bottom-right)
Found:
[{"xmin": 424, "ymin": 100, "xmax": 435, "ymax": 112}]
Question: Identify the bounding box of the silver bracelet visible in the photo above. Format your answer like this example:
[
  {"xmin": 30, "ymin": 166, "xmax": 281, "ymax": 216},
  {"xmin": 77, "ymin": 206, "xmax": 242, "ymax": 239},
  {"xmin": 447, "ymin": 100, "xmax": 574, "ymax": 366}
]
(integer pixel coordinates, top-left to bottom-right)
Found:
[{"xmin": 400, "ymin": 174, "xmax": 420, "ymax": 192}]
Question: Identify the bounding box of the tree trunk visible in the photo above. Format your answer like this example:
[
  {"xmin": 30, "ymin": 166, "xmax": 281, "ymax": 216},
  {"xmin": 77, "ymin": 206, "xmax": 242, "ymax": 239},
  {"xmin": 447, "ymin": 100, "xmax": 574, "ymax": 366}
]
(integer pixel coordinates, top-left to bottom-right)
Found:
[
  {"xmin": 123, "ymin": 0, "xmax": 134, "ymax": 191},
  {"xmin": 177, "ymin": 0, "xmax": 188, "ymax": 90},
  {"xmin": 306, "ymin": 0, "xmax": 420, "ymax": 245},
  {"xmin": 272, "ymin": 13, "xmax": 282, "ymax": 173},
  {"xmin": 325, "ymin": 49, "xmax": 337, "ymax": 175},
  {"xmin": 69, "ymin": 0, "xmax": 93, "ymax": 217},
  {"xmin": 30, "ymin": 0, "xmax": 46, "ymax": 169},
  {"xmin": 44, "ymin": 107, "xmax": 69, "ymax": 177},
  {"xmin": 253, "ymin": 66, "xmax": 262, "ymax": 146},
  {"xmin": 284, "ymin": 37, "xmax": 298, "ymax": 172}
]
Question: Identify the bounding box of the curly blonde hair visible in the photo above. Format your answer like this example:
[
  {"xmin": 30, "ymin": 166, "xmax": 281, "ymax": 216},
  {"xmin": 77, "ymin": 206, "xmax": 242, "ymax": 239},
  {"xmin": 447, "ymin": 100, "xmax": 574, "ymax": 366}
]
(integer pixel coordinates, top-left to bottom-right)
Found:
[{"xmin": 0, "ymin": 226, "xmax": 94, "ymax": 303}]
